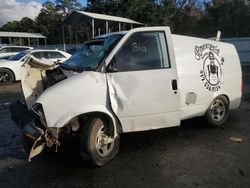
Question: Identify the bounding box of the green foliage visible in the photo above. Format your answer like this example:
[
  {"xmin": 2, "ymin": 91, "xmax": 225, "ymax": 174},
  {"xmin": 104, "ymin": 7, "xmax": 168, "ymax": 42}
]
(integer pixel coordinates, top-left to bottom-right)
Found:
[
  {"xmin": 1, "ymin": 17, "xmax": 35, "ymax": 33},
  {"xmin": 197, "ymin": 0, "xmax": 250, "ymax": 37},
  {"xmin": 55, "ymin": 0, "xmax": 82, "ymax": 15},
  {"xmin": 35, "ymin": 1, "xmax": 64, "ymax": 44}
]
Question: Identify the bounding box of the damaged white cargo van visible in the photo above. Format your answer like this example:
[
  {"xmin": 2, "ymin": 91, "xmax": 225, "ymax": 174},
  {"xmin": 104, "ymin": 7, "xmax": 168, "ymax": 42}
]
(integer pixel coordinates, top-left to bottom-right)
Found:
[{"xmin": 10, "ymin": 27, "xmax": 242, "ymax": 166}]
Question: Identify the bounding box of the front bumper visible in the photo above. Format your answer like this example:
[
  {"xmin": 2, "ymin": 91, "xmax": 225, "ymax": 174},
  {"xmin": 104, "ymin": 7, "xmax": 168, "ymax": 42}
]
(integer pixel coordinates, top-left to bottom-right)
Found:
[
  {"xmin": 22, "ymin": 123, "xmax": 46, "ymax": 161},
  {"xmin": 10, "ymin": 100, "xmax": 47, "ymax": 161}
]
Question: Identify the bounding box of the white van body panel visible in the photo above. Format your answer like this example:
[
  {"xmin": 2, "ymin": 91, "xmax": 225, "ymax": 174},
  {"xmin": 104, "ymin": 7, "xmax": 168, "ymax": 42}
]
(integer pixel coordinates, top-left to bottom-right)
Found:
[
  {"xmin": 106, "ymin": 27, "xmax": 180, "ymax": 132},
  {"xmin": 20, "ymin": 27, "xmax": 242, "ymax": 135},
  {"xmin": 172, "ymin": 34, "xmax": 242, "ymax": 120},
  {"xmin": 35, "ymin": 71, "xmax": 117, "ymax": 131},
  {"xmin": 16, "ymin": 26, "xmax": 242, "ymax": 162},
  {"xmin": 107, "ymin": 70, "xmax": 180, "ymax": 132}
]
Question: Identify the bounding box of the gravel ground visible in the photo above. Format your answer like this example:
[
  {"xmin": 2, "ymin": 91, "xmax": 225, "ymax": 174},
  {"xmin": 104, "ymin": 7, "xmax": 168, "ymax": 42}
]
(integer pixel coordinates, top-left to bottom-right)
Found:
[{"xmin": 0, "ymin": 66, "xmax": 249, "ymax": 188}]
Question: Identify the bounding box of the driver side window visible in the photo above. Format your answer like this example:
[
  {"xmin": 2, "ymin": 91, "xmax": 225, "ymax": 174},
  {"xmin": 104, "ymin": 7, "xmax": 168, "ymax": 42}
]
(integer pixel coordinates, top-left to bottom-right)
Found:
[{"xmin": 110, "ymin": 31, "xmax": 170, "ymax": 72}]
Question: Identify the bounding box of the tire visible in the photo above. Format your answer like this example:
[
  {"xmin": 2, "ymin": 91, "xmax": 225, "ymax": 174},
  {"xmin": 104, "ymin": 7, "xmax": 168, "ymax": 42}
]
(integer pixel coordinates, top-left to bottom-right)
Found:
[
  {"xmin": 0, "ymin": 68, "xmax": 14, "ymax": 85},
  {"xmin": 205, "ymin": 96, "xmax": 229, "ymax": 127},
  {"xmin": 79, "ymin": 117, "xmax": 120, "ymax": 166}
]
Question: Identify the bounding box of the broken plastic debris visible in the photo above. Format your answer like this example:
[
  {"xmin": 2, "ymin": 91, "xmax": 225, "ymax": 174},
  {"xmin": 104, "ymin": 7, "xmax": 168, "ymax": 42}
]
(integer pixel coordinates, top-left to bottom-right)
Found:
[{"xmin": 229, "ymin": 136, "xmax": 243, "ymax": 143}]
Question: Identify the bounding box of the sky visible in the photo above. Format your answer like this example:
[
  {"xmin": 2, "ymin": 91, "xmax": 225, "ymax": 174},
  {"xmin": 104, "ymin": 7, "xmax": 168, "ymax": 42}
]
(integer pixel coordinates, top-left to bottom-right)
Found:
[{"xmin": 0, "ymin": 0, "xmax": 88, "ymax": 27}]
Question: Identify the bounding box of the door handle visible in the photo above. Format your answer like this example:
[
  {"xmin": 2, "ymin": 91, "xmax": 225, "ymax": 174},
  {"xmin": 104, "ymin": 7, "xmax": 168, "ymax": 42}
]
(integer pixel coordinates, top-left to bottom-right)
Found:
[{"xmin": 171, "ymin": 79, "xmax": 178, "ymax": 91}]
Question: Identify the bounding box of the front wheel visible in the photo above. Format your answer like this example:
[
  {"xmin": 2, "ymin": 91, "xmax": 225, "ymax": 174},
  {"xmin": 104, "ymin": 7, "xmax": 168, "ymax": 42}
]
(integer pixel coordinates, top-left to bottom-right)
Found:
[
  {"xmin": 205, "ymin": 96, "xmax": 229, "ymax": 127},
  {"xmin": 80, "ymin": 118, "xmax": 120, "ymax": 166},
  {"xmin": 0, "ymin": 68, "xmax": 14, "ymax": 84}
]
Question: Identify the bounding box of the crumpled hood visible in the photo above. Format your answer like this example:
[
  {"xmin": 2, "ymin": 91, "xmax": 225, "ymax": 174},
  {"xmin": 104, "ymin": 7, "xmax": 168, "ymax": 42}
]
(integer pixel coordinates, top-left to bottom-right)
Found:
[
  {"xmin": 36, "ymin": 71, "xmax": 108, "ymax": 127},
  {"xmin": 21, "ymin": 56, "xmax": 76, "ymax": 108},
  {"xmin": 21, "ymin": 55, "xmax": 110, "ymax": 129}
]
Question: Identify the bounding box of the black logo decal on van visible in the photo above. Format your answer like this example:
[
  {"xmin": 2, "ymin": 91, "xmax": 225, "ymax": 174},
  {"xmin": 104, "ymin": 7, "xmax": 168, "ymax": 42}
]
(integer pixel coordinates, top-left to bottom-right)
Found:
[{"xmin": 194, "ymin": 44, "xmax": 225, "ymax": 92}]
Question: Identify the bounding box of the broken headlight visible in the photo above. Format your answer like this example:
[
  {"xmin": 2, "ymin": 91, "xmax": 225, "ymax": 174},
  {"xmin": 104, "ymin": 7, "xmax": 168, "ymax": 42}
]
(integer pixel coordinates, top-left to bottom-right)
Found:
[{"xmin": 32, "ymin": 103, "xmax": 45, "ymax": 120}]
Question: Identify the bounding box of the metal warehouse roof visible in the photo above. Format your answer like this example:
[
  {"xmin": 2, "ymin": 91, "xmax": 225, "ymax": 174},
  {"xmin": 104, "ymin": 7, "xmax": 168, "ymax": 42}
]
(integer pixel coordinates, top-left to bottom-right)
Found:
[
  {"xmin": 61, "ymin": 11, "xmax": 143, "ymax": 50},
  {"xmin": 0, "ymin": 31, "xmax": 47, "ymax": 39},
  {"xmin": 76, "ymin": 11, "xmax": 142, "ymax": 25},
  {"xmin": 62, "ymin": 11, "xmax": 142, "ymax": 25}
]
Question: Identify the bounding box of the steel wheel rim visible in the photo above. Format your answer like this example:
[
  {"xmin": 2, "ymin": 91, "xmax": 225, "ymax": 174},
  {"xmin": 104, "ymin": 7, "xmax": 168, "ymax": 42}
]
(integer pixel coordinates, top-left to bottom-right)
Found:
[
  {"xmin": 210, "ymin": 99, "xmax": 226, "ymax": 122},
  {"xmin": 0, "ymin": 71, "xmax": 11, "ymax": 83},
  {"xmin": 95, "ymin": 126, "xmax": 114, "ymax": 157}
]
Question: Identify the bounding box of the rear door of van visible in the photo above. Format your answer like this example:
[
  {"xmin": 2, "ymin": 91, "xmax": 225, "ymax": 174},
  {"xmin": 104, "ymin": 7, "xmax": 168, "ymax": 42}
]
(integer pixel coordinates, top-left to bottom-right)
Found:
[{"xmin": 106, "ymin": 27, "xmax": 181, "ymax": 132}]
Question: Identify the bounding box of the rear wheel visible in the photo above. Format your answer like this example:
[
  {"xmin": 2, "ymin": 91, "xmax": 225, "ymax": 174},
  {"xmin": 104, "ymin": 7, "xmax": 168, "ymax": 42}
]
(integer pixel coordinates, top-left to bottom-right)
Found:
[
  {"xmin": 205, "ymin": 96, "xmax": 229, "ymax": 127},
  {"xmin": 0, "ymin": 68, "xmax": 14, "ymax": 84},
  {"xmin": 80, "ymin": 118, "xmax": 120, "ymax": 166}
]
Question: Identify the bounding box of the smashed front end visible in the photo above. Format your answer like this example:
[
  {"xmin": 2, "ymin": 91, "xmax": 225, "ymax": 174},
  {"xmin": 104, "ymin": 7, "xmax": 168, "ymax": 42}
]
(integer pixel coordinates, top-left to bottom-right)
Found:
[
  {"xmin": 10, "ymin": 101, "xmax": 62, "ymax": 161},
  {"xmin": 10, "ymin": 56, "xmax": 70, "ymax": 161},
  {"xmin": 11, "ymin": 34, "xmax": 123, "ymax": 161}
]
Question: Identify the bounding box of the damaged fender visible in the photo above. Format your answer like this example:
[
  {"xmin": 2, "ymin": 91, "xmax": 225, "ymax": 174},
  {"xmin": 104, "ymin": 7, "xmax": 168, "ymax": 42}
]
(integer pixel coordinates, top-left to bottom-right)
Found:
[
  {"xmin": 35, "ymin": 71, "xmax": 118, "ymax": 136},
  {"xmin": 18, "ymin": 57, "xmax": 120, "ymax": 160}
]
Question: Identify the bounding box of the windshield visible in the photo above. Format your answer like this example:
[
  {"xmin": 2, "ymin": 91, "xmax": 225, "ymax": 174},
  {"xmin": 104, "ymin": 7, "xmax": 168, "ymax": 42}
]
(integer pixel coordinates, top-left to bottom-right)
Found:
[
  {"xmin": 9, "ymin": 50, "xmax": 29, "ymax": 61},
  {"xmin": 62, "ymin": 34, "xmax": 123, "ymax": 71}
]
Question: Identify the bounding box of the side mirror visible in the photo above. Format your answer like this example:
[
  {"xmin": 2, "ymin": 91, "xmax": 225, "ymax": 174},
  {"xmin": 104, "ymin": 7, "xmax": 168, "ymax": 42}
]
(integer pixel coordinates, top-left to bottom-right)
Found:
[
  {"xmin": 108, "ymin": 65, "xmax": 118, "ymax": 72},
  {"xmin": 107, "ymin": 58, "xmax": 118, "ymax": 73}
]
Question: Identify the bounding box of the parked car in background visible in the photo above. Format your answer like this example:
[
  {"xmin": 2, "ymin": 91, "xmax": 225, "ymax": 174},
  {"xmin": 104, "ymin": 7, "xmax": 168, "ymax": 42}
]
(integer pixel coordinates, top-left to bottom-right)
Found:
[
  {"xmin": 0, "ymin": 49, "xmax": 71, "ymax": 84},
  {"xmin": 0, "ymin": 46, "xmax": 33, "ymax": 59}
]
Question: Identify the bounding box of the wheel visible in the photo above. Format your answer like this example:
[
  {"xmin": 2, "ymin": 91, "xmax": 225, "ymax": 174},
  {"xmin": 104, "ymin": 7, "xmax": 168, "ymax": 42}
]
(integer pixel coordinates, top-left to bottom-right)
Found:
[
  {"xmin": 205, "ymin": 96, "xmax": 229, "ymax": 127},
  {"xmin": 80, "ymin": 117, "xmax": 120, "ymax": 166},
  {"xmin": 0, "ymin": 68, "xmax": 14, "ymax": 84}
]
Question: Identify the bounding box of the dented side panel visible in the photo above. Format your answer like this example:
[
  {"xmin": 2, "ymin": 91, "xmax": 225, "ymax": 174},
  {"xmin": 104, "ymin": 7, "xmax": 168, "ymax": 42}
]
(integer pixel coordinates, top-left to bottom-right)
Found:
[
  {"xmin": 107, "ymin": 70, "xmax": 181, "ymax": 132},
  {"xmin": 106, "ymin": 27, "xmax": 181, "ymax": 132}
]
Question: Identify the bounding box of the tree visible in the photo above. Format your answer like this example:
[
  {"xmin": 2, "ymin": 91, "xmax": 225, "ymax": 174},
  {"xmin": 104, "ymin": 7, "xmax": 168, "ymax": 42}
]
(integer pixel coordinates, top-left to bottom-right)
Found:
[
  {"xmin": 86, "ymin": 0, "xmax": 201, "ymax": 35},
  {"xmin": 35, "ymin": 1, "xmax": 65, "ymax": 44},
  {"xmin": 55, "ymin": 0, "xmax": 81, "ymax": 15},
  {"xmin": 171, "ymin": 0, "xmax": 202, "ymax": 36},
  {"xmin": 197, "ymin": 0, "xmax": 250, "ymax": 37},
  {"xmin": 1, "ymin": 0, "xmax": 250, "ymax": 45},
  {"xmin": 0, "ymin": 21, "xmax": 22, "ymax": 32},
  {"xmin": 0, "ymin": 17, "xmax": 35, "ymax": 33},
  {"xmin": 86, "ymin": 0, "xmax": 176, "ymax": 27}
]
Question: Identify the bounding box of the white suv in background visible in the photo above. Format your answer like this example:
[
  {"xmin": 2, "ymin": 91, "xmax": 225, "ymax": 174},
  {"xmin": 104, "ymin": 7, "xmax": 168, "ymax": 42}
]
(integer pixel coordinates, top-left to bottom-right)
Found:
[
  {"xmin": 0, "ymin": 46, "xmax": 33, "ymax": 59},
  {"xmin": 0, "ymin": 49, "xmax": 71, "ymax": 84}
]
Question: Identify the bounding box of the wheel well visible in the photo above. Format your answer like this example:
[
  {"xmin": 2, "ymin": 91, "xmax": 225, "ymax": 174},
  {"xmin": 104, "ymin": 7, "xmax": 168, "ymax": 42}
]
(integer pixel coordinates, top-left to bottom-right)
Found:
[
  {"xmin": 68, "ymin": 112, "xmax": 122, "ymax": 136},
  {"xmin": 219, "ymin": 94, "xmax": 230, "ymax": 105},
  {"xmin": 223, "ymin": 95, "xmax": 229, "ymax": 103},
  {"xmin": 206, "ymin": 94, "xmax": 230, "ymax": 113},
  {"xmin": 0, "ymin": 67, "xmax": 16, "ymax": 80}
]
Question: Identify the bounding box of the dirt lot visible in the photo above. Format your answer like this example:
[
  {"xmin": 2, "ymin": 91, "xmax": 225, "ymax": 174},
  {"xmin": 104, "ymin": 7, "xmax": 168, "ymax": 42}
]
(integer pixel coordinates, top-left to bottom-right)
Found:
[{"xmin": 0, "ymin": 66, "xmax": 249, "ymax": 188}]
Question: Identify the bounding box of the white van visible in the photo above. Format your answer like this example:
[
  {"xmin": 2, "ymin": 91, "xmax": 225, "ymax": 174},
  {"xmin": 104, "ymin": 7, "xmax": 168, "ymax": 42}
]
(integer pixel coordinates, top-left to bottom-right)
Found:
[{"xmin": 11, "ymin": 27, "xmax": 242, "ymax": 166}]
